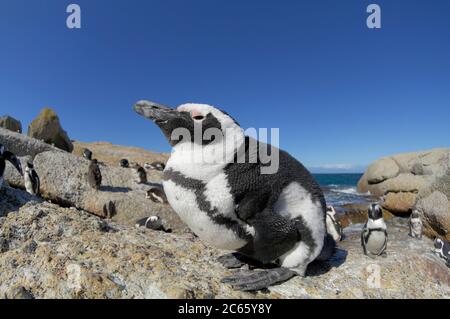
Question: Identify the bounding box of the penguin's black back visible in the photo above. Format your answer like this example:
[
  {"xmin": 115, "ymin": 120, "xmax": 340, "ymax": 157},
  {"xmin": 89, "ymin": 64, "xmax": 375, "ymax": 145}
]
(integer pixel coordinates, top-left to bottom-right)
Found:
[{"xmin": 224, "ymin": 137, "xmax": 326, "ymax": 213}]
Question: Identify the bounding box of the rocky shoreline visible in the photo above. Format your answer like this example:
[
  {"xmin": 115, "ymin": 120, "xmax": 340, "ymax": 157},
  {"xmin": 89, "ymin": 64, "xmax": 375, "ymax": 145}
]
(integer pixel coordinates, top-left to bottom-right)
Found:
[{"xmin": 1, "ymin": 113, "xmax": 450, "ymax": 298}]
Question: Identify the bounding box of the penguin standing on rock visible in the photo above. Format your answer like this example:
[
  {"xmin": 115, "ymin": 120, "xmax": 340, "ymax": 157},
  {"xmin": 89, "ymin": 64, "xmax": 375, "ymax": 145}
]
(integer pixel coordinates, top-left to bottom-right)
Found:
[
  {"xmin": 326, "ymin": 206, "xmax": 343, "ymax": 242},
  {"xmin": 82, "ymin": 148, "xmax": 93, "ymax": 161},
  {"xmin": 131, "ymin": 163, "xmax": 147, "ymax": 184},
  {"xmin": 134, "ymin": 100, "xmax": 335, "ymax": 291},
  {"xmin": 24, "ymin": 162, "xmax": 40, "ymax": 196},
  {"xmin": 361, "ymin": 203, "xmax": 388, "ymax": 258},
  {"xmin": 409, "ymin": 209, "xmax": 423, "ymax": 239},
  {"xmin": 87, "ymin": 159, "xmax": 102, "ymax": 190},
  {"xmin": 433, "ymin": 238, "xmax": 450, "ymax": 261},
  {"xmin": 0, "ymin": 143, "xmax": 23, "ymax": 188}
]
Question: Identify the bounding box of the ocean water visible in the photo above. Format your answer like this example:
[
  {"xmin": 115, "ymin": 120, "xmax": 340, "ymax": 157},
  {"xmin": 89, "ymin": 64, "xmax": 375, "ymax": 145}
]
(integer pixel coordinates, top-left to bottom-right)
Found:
[{"xmin": 312, "ymin": 173, "xmax": 373, "ymax": 207}]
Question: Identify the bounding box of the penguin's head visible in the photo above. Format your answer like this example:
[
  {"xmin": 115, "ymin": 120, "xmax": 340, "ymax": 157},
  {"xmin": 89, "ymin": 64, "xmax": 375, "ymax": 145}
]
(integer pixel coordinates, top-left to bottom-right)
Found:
[
  {"xmin": 411, "ymin": 208, "xmax": 421, "ymax": 219},
  {"xmin": 368, "ymin": 203, "xmax": 383, "ymax": 220},
  {"xmin": 326, "ymin": 206, "xmax": 336, "ymax": 216},
  {"xmin": 134, "ymin": 100, "xmax": 243, "ymax": 148},
  {"xmin": 0, "ymin": 144, "xmax": 4, "ymax": 157},
  {"xmin": 25, "ymin": 162, "xmax": 34, "ymax": 173},
  {"xmin": 434, "ymin": 238, "xmax": 443, "ymax": 250}
]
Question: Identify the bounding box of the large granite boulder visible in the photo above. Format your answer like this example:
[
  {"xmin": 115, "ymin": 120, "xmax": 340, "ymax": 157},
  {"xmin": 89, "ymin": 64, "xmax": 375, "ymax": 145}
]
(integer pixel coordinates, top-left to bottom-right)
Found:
[
  {"xmin": 415, "ymin": 160, "xmax": 450, "ymax": 240},
  {"xmin": 0, "ymin": 187, "xmax": 449, "ymax": 299},
  {"xmin": 4, "ymin": 150, "xmax": 187, "ymax": 233},
  {"xmin": 358, "ymin": 148, "xmax": 450, "ymax": 217},
  {"xmin": 27, "ymin": 108, "xmax": 73, "ymax": 152},
  {"xmin": 0, "ymin": 127, "xmax": 58, "ymax": 158},
  {"xmin": 0, "ymin": 116, "xmax": 22, "ymax": 133}
]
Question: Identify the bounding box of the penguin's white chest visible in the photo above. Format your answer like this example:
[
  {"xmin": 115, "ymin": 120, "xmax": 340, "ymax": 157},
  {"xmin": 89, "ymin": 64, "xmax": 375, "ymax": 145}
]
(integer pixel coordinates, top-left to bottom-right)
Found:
[
  {"xmin": 163, "ymin": 173, "xmax": 248, "ymax": 251},
  {"xmin": 24, "ymin": 173, "xmax": 33, "ymax": 193}
]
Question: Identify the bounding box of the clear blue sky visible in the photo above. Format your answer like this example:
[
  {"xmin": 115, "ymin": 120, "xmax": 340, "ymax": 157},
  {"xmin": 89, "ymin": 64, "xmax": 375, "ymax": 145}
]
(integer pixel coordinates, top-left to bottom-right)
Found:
[{"xmin": 1, "ymin": 0, "xmax": 449, "ymax": 173}]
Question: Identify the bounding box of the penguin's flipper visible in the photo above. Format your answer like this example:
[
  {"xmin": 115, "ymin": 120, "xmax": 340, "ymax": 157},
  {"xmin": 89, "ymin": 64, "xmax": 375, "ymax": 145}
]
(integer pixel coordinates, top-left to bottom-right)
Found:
[{"xmin": 221, "ymin": 267, "xmax": 296, "ymax": 291}]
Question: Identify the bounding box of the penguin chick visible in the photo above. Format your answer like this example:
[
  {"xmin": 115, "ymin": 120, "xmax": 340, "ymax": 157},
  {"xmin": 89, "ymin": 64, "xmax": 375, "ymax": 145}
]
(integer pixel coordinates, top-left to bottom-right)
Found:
[
  {"xmin": 135, "ymin": 215, "xmax": 171, "ymax": 232},
  {"xmin": 146, "ymin": 187, "xmax": 168, "ymax": 204},
  {"xmin": 87, "ymin": 159, "xmax": 102, "ymax": 190},
  {"xmin": 119, "ymin": 159, "xmax": 129, "ymax": 168},
  {"xmin": 0, "ymin": 143, "xmax": 23, "ymax": 188},
  {"xmin": 134, "ymin": 100, "xmax": 333, "ymax": 291},
  {"xmin": 434, "ymin": 238, "xmax": 450, "ymax": 261},
  {"xmin": 361, "ymin": 203, "xmax": 387, "ymax": 258},
  {"xmin": 326, "ymin": 206, "xmax": 343, "ymax": 242},
  {"xmin": 82, "ymin": 148, "xmax": 93, "ymax": 161},
  {"xmin": 409, "ymin": 208, "xmax": 423, "ymax": 239},
  {"xmin": 24, "ymin": 162, "xmax": 40, "ymax": 196},
  {"xmin": 131, "ymin": 163, "xmax": 147, "ymax": 184}
]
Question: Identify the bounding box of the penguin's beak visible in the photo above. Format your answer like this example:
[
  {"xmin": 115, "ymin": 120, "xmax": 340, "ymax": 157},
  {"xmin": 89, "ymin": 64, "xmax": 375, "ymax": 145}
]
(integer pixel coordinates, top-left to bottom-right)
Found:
[
  {"xmin": 134, "ymin": 100, "xmax": 179, "ymax": 124},
  {"xmin": 134, "ymin": 100, "xmax": 193, "ymax": 146}
]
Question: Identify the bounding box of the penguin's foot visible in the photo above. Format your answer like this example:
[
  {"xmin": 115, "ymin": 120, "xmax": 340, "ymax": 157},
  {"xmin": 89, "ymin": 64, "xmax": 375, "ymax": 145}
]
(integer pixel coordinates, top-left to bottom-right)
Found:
[
  {"xmin": 221, "ymin": 267, "xmax": 296, "ymax": 291},
  {"xmin": 217, "ymin": 253, "xmax": 246, "ymax": 269}
]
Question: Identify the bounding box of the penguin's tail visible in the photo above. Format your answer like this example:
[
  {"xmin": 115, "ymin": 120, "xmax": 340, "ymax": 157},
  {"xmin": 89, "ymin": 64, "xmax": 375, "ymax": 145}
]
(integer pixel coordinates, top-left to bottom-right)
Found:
[{"xmin": 316, "ymin": 234, "xmax": 336, "ymax": 261}]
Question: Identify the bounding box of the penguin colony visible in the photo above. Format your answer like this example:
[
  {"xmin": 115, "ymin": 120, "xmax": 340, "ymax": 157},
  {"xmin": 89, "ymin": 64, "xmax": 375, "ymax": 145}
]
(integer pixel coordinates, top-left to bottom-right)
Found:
[{"xmin": 1, "ymin": 102, "xmax": 449, "ymax": 293}]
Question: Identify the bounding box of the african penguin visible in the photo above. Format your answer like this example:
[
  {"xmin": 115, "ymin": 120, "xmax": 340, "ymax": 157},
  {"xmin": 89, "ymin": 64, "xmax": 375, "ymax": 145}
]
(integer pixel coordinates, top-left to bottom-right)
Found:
[
  {"xmin": 433, "ymin": 238, "xmax": 450, "ymax": 261},
  {"xmin": 361, "ymin": 203, "xmax": 387, "ymax": 258},
  {"xmin": 144, "ymin": 161, "xmax": 165, "ymax": 171},
  {"xmin": 0, "ymin": 143, "xmax": 23, "ymax": 188},
  {"xmin": 135, "ymin": 215, "xmax": 171, "ymax": 232},
  {"xmin": 409, "ymin": 208, "xmax": 423, "ymax": 239},
  {"xmin": 131, "ymin": 163, "xmax": 147, "ymax": 184},
  {"xmin": 82, "ymin": 148, "xmax": 93, "ymax": 161},
  {"xmin": 134, "ymin": 100, "xmax": 334, "ymax": 291},
  {"xmin": 24, "ymin": 162, "xmax": 40, "ymax": 196},
  {"xmin": 326, "ymin": 206, "xmax": 343, "ymax": 242},
  {"xmin": 119, "ymin": 159, "xmax": 129, "ymax": 168},
  {"xmin": 146, "ymin": 187, "xmax": 168, "ymax": 204},
  {"xmin": 87, "ymin": 159, "xmax": 102, "ymax": 190}
]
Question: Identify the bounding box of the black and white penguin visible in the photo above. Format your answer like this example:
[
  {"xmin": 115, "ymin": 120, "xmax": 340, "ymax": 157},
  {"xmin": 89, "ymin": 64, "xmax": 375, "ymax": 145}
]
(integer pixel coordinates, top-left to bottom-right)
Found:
[
  {"xmin": 134, "ymin": 100, "xmax": 334, "ymax": 291},
  {"xmin": 326, "ymin": 206, "xmax": 343, "ymax": 242},
  {"xmin": 135, "ymin": 215, "xmax": 171, "ymax": 232},
  {"xmin": 83, "ymin": 148, "xmax": 93, "ymax": 161},
  {"xmin": 131, "ymin": 163, "xmax": 147, "ymax": 184},
  {"xmin": 144, "ymin": 161, "xmax": 165, "ymax": 171},
  {"xmin": 146, "ymin": 187, "xmax": 168, "ymax": 204},
  {"xmin": 24, "ymin": 162, "xmax": 40, "ymax": 196},
  {"xmin": 119, "ymin": 159, "xmax": 129, "ymax": 168},
  {"xmin": 361, "ymin": 203, "xmax": 388, "ymax": 258},
  {"xmin": 0, "ymin": 143, "xmax": 23, "ymax": 188},
  {"xmin": 87, "ymin": 159, "xmax": 102, "ymax": 190},
  {"xmin": 433, "ymin": 238, "xmax": 450, "ymax": 261},
  {"xmin": 409, "ymin": 208, "xmax": 423, "ymax": 239}
]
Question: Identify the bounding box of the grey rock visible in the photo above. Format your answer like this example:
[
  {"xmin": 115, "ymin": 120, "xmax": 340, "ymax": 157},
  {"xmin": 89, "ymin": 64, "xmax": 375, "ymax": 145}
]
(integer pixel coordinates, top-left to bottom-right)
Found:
[
  {"xmin": 4, "ymin": 150, "xmax": 187, "ymax": 233},
  {"xmin": 0, "ymin": 187, "xmax": 449, "ymax": 299},
  {"xmin": 0, "ymin": 116, "xmax": 22, "ymax": 133},
  {"xmin": 0, "ymin": 127, "xmax": 59, "ymax": 158}
]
